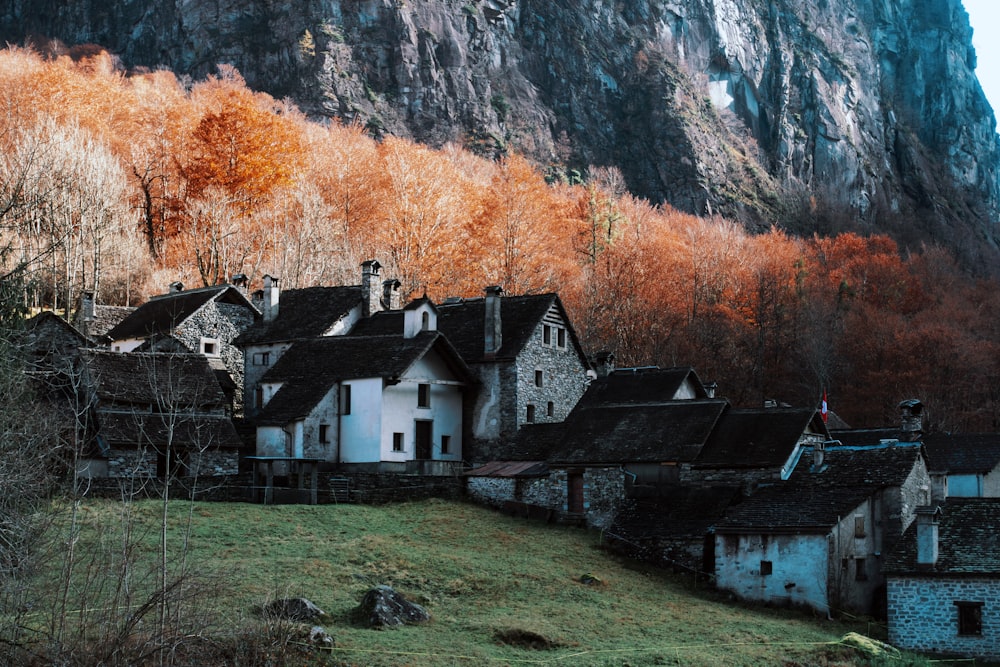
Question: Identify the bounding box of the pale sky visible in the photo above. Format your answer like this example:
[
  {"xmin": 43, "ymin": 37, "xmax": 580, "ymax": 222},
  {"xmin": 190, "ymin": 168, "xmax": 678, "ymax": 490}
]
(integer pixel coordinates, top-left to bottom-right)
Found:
[{"xmin": 964, "ymin": 0, "xmax": 1000, "ymax": 119}]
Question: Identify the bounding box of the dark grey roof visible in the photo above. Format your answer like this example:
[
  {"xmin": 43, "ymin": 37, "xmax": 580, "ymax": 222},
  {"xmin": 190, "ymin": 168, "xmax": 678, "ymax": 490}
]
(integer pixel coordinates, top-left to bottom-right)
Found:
[
  {"xmin": 575, "ymin": 367, "xmax": 709, "ymax": 409},
  {"xmin": 235, "ymin": 286, "xmax": 362, "ymax": 345},
  {"xmin": 435, "ymin": 293, "xmax": 587, "ymax": 364},
  {"xmin": 97, "ymin": 411, "xmax": 241, "ymax": 449},
  {"xmin": 75, "ymin": 304, "xmax": 135, "ymax": 340},
  {"xmin": 694, "ymin": 407, "xmax": 826, "ymax": 468},
  {"xmin": 465, "ymin": 460, "xmax": 549, "ymax": 477},
  {"xmin": 347, "ymin": 310, "xmax": 404, "ymax": 336},
  {"xmin": 922, "ymin": 433, "xmax": 1000, "ymax": 474},
  {"xmin": 548, "ymin": 399, "xmax": 729, "ymax": 464},
  {"xmin": 21, "ymin": 311, "xmax": 92, "ymax": 354},
  {"xmin": 830, "ymin": 428, "xmax": 906, "ymax": 447},
  {"xmin": 107, "ymin": 285, "xmax": 256, "ymax": 341},
  {"xmin": 716, "ymin": 443, "xmax": 924, "ymax": 533},
  {"xmin": 82, "ymin": 350, "xmax": 230, "ymax": 409},
  {"xmin": 884, "ymin": 499, "xmax": 1000, "ymax": 575},
  {"xmin": 610, "ymin": 486, "xmax": 742, "ymax": 541},
  {"xmin": 504, "ymin": 422, "xmax": 571, "ymax": 460},
  {"xmin": 258, "ymin": 332, "xmax": 473, "ymax": 424}
]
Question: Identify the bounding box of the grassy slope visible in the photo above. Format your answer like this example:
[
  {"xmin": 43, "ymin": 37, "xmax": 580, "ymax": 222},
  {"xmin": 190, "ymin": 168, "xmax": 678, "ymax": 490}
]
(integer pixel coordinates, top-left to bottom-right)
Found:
[{"xmin": 36, "ymin": 498, "xmax": 910, "ymax": 666}]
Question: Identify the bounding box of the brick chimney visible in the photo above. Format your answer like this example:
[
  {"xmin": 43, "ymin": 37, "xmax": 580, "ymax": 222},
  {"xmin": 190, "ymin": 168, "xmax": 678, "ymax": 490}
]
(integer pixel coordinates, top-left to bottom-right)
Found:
[
  {"xmin": 262, "ymin": 275, "xmax": 280, "ymax": 322},
  {"xmin": 915, "ymin": 505, "xmax": 942, "ymax": 568},
  {"xmin": 382, "ymin": 278, "xmax": 402, "ymax": 310},
  {"xmin": 484, "ymin": 285, "xmax": 503, "ymax": 358},
  {"xmin": 899, "ymin": 399, "xmax": 923, "ymax": 442},
  {"xmin": 361, "ymin": 260, "xmax": 382, "ymax": 317}
]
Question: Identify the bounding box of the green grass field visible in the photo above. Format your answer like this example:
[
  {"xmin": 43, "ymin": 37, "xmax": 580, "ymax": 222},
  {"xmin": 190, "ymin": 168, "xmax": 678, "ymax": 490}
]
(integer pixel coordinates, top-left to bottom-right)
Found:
[{"xmin": 16, "ymin": 497, "xmax": 932, "ymax": 666}]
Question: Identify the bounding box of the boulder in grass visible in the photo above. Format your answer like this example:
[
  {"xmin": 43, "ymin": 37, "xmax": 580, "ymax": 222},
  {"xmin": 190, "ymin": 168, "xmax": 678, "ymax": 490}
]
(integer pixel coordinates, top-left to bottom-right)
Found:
[
  {"xmin": 356, "ymin": 585, "xmax": 430, "ymax": 629},
  {"xmin": 261, "ymin": 597, "xmax": 329, "ymax": 623}
]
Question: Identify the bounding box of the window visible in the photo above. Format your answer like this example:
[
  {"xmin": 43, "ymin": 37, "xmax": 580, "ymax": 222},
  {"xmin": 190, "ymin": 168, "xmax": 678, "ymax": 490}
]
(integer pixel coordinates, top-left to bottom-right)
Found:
[
  {"xmin": 319, "ymin": 424, "xmax": 329, "ymax": 443},
  {"xmin": 441, "ymin": 434, "xmax": 451, "ymax": 454},
  {"xmin": 855, "ymin": 557, "xmax": 868, "ymax": 581},
  {"xmin": 392, "ymin": 432, "xmax": 404, "ymax": 452},
  {"xmin": 342, "ymin": 384, "xmax": 351, "ymax": 415},
  {"xmin": 418, "ymin": 383, "xmax": 430, "ymax": 408},
  {"xmin": 760, "ymin": 560, "xmax": 773, "ymax": 576},
  {"xmin": 252, "ymin": 351, "xmax": 271, "ymax": 366},
  {"xmin": 534, "ymin": 370, "xmax": 544, "ymax": 388},
  {"xmin": 956, "ymin": 601, "xmax": 984, "ymax": 636},
  {"xmin": 854, "ymin": 515, "xmax": 866, "ymax": 538},
  {"xmin": 201, "ymin": 338, "xmax": 219, "ymax": 356},
  {"xmin": 543, "ymin": 325, "xmax": 551, "ymax": 345},
  {"xmin": 254, "ymin": 386, "xmax": 264, "ymax": 409},
  {"xmin": 421, "ymin": 311, "xmax": 430, "ymax": 330},
  {"xmin": 526, "ymin": 404, "xmax": 536, "ymax": 423},
  {"xmin": 547, "ymin": 401, "xmax": 554, "ymax": 417},
  {"xmin": 557, "ymin": 328, "xmax": 566, "ymax": 348}
]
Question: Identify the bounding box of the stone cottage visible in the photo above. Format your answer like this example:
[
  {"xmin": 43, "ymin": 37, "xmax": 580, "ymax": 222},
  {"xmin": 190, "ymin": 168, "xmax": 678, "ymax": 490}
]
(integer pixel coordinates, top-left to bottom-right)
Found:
[{"xmin": 885, "ymin": 499, "xmax": 1000, "ymax": 661}]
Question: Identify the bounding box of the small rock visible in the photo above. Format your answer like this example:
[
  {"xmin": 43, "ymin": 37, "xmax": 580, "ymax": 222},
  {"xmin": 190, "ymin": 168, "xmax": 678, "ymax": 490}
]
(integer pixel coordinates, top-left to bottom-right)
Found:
[
  {"xmin": 356, "ymin": 585, "xmax": 430, "ymax": 629},
  {"xmin": 306, "ymin": 625, "xmax": 335, "ymax": 648},
  {"xmin": 261, "ymin": 597, "xmax": 329, "ymax": 623}
]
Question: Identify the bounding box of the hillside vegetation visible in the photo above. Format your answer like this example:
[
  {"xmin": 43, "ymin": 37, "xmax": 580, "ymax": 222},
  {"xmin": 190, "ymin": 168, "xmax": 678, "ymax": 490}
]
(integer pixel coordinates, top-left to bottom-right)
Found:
[
  {"xmin": 8, "ymin": 497, "xmax": 921, "ymax": 666},
  {"xmin": 2, "ymin": 47, "xmax": 1000, "ymax": 428}
]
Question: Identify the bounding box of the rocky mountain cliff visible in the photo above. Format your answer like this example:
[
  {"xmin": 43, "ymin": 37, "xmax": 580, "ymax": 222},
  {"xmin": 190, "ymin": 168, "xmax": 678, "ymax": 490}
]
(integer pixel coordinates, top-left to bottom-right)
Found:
[{"xmin": 2, "ymin": 0, "xmax": 999, "ymax": 265}]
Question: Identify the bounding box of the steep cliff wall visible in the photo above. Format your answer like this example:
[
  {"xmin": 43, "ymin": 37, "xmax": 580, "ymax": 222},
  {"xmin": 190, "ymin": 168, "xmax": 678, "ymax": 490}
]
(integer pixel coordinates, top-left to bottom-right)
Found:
[{"xmin": 1, "ymin": 0, "xmax": 998, "ymax": 261}]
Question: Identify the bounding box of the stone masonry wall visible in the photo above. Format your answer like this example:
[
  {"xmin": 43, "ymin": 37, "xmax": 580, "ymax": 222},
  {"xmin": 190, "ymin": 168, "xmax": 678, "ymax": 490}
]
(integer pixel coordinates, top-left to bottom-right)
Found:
[
  {"xmin": 176, "ymin": 300, "xmax": 255, "ymax": 411},
  {"xmin": 515, "ymin": 312, "xmax": 589, "ymax": 433},
  {"xmin": 888, "ymin": 576, "xmax": 1000, "ymax": 661}
]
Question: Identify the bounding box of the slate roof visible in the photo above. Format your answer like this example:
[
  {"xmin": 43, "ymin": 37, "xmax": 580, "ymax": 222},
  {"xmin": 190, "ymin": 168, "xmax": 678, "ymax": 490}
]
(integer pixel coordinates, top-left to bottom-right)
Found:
[
  {"xmin": 715, "ymin": 443, "xmax": 924, "ymax": 532},
  {"xmin": 830, "ymin": 427, "xmax": 907, "ymax": 447},
  {"xmin": 347, "ymin": 310, "xmax": 404, "ymax": 336},
  {"xmin": 884, "ymin": 498, "xmax": 1000, "ymax": 575},
  {"xmin": 693, "ymin": 407, "xmax": 825, "ymax": 469},
  {"xmin": 547, "ymin": 399, "xmax": 729, "ymax": 464},
  {"xmin": 574, "ymin": 367, "xmax": 709, "ymax": 409},
  {"xmin": 235, "ymin": 286, "xmax": 362, "ymax": 345},
  {"xmin": 82, "ymin": 350, "xmax": 229, "ymax": 408},
  {"xmin": 465, "ymin": 460, "xmax": 549, "ymax": 477},
  {"xmin": 435, "ymin": 293, "xmax": 587, "ymax": 364},
  {"xmin": 609, "ymin": 486, "xmax": 742, "ymax": 541},
  {"xmin": 258, "ymin": 331, "xmax": 473, "ymax": 425},
  {"xmin": 97, "ymin": 411, "xmax": 241, "ymax": 449},
  {"xmin": 107, "ymin": 285, "xmax": 256, "ymax": 341},
  {"xmin": 922, "ymin": 433, "xmax": 1000, "ymax": 474},
  {"xmin": 21, "ymin": 311, "xmax": 92, "ymax": 355},
  {"xmin": 503, "ymin": 422, "xmax": 571, "ymax": 461},
  {"xmin": 75, "ymin": 304, "xmax": 135, "ymax": 340}
]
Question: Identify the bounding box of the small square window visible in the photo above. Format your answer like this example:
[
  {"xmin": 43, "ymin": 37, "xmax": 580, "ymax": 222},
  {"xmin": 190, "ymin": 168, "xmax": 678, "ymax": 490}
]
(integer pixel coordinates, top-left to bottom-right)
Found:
[
  {"xmin": 760, "ymin": 560, "xmax": 773, "ymax": 576},
  {"xmin": 557, "ymin": 328, "xmax": 566, "ymax": 348},
  {"xmin": 956, "ymin": 601, "xmax": 984, "ymax": 636},
  {"xmin": 418, "ymin": 383, "xmax": 430, "ymax": 408},
  {"xmin": 441, "ymin": 434, "xmax": 451, "ymax": 454},
  {"xmin": 534, "ymin": 370, "xmax": 544, "ymax": 388},
  {"xmin": 201, "ymin": 338, "xmax": 219, "ymax": 356},
  {"xmin": 342, "ymin": 384, "xmax": 351, "ymax": 415},
  {"xmin": 855, "ymin": 557, "xmax": 868, "ymax": 581},
  {"xmin": 253, "ymin": 351, "xmax": 271, "ymax": 366},
  {"xmin": 392, "ymin": 432, "xmax": 404, "ymax": 452},
  {"xmin": 526, "ymin": 404, "xmax": 536, "ymax": 423}
]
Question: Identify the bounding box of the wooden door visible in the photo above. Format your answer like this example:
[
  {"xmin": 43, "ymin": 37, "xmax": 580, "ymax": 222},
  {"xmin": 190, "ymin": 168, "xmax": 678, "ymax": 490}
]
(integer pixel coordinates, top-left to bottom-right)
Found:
[
  {"xmin": 567, "ymin": 472, "xmax": 585, "ymax": 514},
  {"xmin": 415, "ymin": 420, "xmax": 432, "ymax": 460}
]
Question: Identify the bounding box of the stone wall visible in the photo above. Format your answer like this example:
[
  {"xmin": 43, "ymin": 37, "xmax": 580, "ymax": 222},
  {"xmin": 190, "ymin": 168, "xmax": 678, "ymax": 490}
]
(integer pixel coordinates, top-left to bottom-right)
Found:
[
  {"xmin": 176, "ymin": 299, "xmax": 256, "ymax": 411},
  {"xmin": 515, "ymin": 309, "xmax": 589, "ymax": 431},
  {"xmin": 888, "ymin": 576, "xmax": 1000, "ymax": 661}
]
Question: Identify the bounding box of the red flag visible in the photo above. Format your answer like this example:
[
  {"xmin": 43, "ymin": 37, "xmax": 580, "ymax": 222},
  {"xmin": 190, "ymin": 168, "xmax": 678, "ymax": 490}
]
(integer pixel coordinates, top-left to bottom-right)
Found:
[{"xmin": 821, "ymin": 390, "xmax": 828, "ymax": 423}]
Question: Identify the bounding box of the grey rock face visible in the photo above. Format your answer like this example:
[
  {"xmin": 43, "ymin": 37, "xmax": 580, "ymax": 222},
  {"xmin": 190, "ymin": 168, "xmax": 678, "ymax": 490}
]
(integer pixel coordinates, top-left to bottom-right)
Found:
[{"xmin": 1, "ymin": 0, "xmax": 997, "ymax": 258}]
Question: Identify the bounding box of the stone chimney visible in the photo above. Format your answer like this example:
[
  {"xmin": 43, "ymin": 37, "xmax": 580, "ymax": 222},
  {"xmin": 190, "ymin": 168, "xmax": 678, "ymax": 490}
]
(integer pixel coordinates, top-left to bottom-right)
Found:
[
  {"xmin": 231, "ymin": 273, "xmax": 249, "ymax": 295},
  {"xmin": 484, "ymin": 285, "xmax": 503, "ymax": 358},
  {"xmin": 80, "ymin": 291, "xmax": 95, "ymax": 322},
  {"xmin": 812, "ymin": 441, "xmax": 826, "ymax": 470},
  {"xmin": 705, "ymin": 381, "xmax": 718, "ymax": 399},
  {"xmin": 382, "ymin": 278, "xmax": 402, "ymax": 311},
  {"xmin": 915, "ymin": 506, "xmax": 942, "ymax": 568},
  {"xmin": 168, "ymin": 281, "xmax": 184, "ymax": 294},
  {"xmin": 899, "ymin": 399, "xmax": 924, "ymax": 442},
  {"xmin": 592, "ymin": 351, "xmax": 615, "ymax": 378},
  {"xmin": 262, "ymin": 275, "xmax": 280, "ymax": 322},
  {"xmin": 361, "ymin": 260, "xmax": 382, "ymax": 317}
]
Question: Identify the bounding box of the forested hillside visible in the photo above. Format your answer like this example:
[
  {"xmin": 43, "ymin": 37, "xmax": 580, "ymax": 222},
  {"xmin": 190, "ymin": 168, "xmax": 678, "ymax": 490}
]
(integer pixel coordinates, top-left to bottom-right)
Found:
[{"xmin": 1, "ymin": 47, "xmax": 999, "ymax": 430}]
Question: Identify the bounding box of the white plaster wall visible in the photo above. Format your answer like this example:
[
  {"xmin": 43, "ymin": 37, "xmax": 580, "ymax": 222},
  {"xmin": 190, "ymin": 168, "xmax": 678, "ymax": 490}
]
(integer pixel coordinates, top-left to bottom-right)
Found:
[
  {"xmin": 243, "ymin": 342, "xmax": 292, "ymax": 411},
  {"xmin": 339, "ymin": 377, "xmax": 383, "ymax": 463},
  {"xmin": 111, "ymin": 337, "xmax": 144, "ymax": 353},
  {"xmin": 256, "ymin": 425, "xmax": 287, "ymax": 457},
  {"xmin": 715, "ymin": 532, "xmax": 829, "ymax": 613}
]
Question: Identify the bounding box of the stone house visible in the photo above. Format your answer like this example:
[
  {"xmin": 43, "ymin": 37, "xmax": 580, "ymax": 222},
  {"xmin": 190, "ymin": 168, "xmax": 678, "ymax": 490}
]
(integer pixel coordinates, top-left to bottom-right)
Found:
[
  {"xmin": 104, "ymin": 282, "xmax": 259, "ymax": 411},
  {"xmin": 714, "ymin": 440, "xmax": 930, "ymax": 616},
  {"xmin": 254, "ymin": 317, "xmax": 474, "ymax": 474},
  {"xmin": 884, "ymin": 499, "xmax": 1000, "ymax": 661},
  {"xmin": 434, "ymin": 286, "xmax": 592, "ymax": 463},
  {"xmin": 466, "ymin": 367, "xmax": 726, "ymax": 528},
  {"xmin": 78, "ymin": 349, "xmax": 241, "ymax": 480},
  {"xmin": 20, "ymin": 311, "xmax": 92, "ymax": 379},
  {"xmin": 923, "ymin": 433, "xmax": 1000, "ymax": 499},
  {"xmin": 236, "ymin": 261, "xmax": 401, "ymax": 417},
  {"xmin": 72, "ymin": 291, "xmax": 135, "ymax": 341}
]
